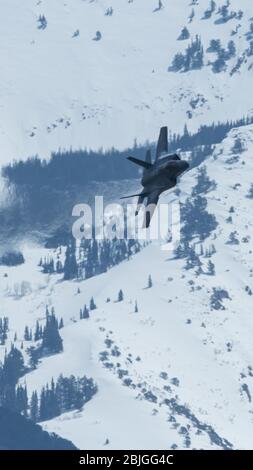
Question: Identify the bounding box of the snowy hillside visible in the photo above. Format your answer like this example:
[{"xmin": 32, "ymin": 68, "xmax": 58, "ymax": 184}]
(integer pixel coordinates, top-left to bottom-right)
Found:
[
  {"xmin": 1, "ymin": 123, "xmax": 253, "ymax": 449},
  {"xmin": 1, "ymin": 0, "xmax": 253, "ymax": 162}
]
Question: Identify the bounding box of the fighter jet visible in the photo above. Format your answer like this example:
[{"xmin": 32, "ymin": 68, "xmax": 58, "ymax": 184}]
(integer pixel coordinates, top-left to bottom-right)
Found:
[{"xmin": 121, "ymin": 126, "xmax": 189, "ymax": 227}]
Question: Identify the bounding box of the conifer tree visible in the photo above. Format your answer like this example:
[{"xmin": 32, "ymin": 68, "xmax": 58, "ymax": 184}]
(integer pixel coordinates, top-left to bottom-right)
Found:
[
  {"xmin": 89, "ymin": 297, "xmax": 97, "ymax": 311},
  {"xmin": 148, "ymin": 275, "xmax": 153, "ymax": 288},
  {"xmin": 207, "ymin": 260, "xmax": 215, "ymax": 275},
  {"xmin": 3, "ymin": 346, "xmax": 25, "ymax": 386},
  {"xmin": 34, "ymin": 320, "xmax": 41, "ymax": 341},
  {"xmin": 82, "ymin": 305, "xmax": 89, "ymax": 319},
  {"xmin": 15, "ymin": 384, "xmax": 28, "ymax": 417},
  {"xmin": 24, "ymin": 326, "xmax": 30, "ymax": 341},
  {"xmin": 42, "ymin": 311, "xmax": 63, "ymax": 354},
  {"xmin": 63, "ymin": 240, "xmax": 78, "ymax": 280},
  {"xmin": 30, "ymin": 390, "xmax": 39, "ymax": 422},
  {"xmin": 118, "ymin": 289, "xmax": 124, "ymax": 302},
  {"xmin": 178, "ymin": 26, "xmax": 190, "ymax": 40},
  {"xmin": 79, "ymin": 308, "xmax": 83, "ymax": 320}
]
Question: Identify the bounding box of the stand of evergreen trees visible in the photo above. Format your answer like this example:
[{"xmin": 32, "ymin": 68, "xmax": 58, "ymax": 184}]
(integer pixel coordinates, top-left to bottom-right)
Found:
[
  {"xmin": 169, "ymin": 35, "xmax": 204, "ymax": 72},
  {"xmin": 32, "ymin": 374, "xmax": 97, "ymax": 422},
  {"xmin": 206, "ymin": 38, "xmax": 236, "ymax": 73},
  {"xmin": 80, "ymin": 305, "xmax": 89, "ymax": 320},
  {"xmin": 27, "ymin": 308, "xmax": 63, "ymax": 369},
  {"xmin": 38, "ymin": 238, "xmax": 141, "ymax": 282},
  {"xmin": 0, "ymin": 345, "xmax": 28, "ymax": 412},
  {"xmin": 0, "ymin": 251, "xmax": 25, "ymax": 266},
  {"xmin": 38, "ymin": 254, "xmax": 63, "ymax": 274},
  {"xmin": 174, "ymin": 166, "xmax": 218, "ymax": 265},
  {"xmin": 0, "ymin": 349, "xmax": 97, "ymax": 423},
  {"xmin": 167, "ymin": 116, "xmax": 253, "ymax": 152},
  {"xmin": 202, "ymin": 0, "xmax": 216, "ymax": 19},
  {"xmin": 63, "ymin": 238, "xmax": 141, "ymax": 281},
  {"xmin": 4, "ymin": 116, "xmax": 253, "ymax": 189}
]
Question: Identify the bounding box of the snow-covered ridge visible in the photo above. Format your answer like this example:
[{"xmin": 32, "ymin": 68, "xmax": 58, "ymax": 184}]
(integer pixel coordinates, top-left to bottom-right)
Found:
[
  {"xmin": 1, "ymin": 0, "xmax": 253, "ymax": 163},
  {"xmin": 1, "ymin": 123, "xmax": 253, "ymax": 449}
]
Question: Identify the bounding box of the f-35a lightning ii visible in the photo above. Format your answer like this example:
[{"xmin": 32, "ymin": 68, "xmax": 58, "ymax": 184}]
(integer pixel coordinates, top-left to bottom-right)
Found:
[{"xmin": 121, "ymin": 126, "xmax": 189, "ymax": 227}]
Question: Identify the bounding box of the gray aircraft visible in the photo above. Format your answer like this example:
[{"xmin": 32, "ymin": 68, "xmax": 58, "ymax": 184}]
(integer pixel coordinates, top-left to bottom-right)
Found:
[{"xmin": 121, "ymin": 126, "xmax": 189, "ymax": 227}]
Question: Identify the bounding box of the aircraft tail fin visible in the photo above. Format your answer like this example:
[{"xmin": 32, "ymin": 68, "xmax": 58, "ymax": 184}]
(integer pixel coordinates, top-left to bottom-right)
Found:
[{"xmin": 156, "ymin": 126, "xmax": 168, "ymax": 160}]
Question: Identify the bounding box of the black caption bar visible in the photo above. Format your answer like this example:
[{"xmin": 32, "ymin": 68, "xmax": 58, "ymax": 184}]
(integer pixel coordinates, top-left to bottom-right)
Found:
[{"xmin": 0, "ymin": 450, "xmax": 250, "ymax": 466}]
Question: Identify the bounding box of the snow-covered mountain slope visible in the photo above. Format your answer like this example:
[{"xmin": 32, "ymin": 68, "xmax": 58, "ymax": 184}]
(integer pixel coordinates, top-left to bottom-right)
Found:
[
  {"xmin": 1, "ymin": 123, "xmax": 253, "ymax": 449},
  {"xmin": 1, "ymin": 0, "xmax": 253, "ymax": 163}
]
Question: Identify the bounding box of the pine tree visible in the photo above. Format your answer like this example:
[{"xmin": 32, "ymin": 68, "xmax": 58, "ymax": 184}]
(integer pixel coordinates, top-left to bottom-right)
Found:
[
  {"xmin": 3, "ymin": 317, "xmax": 9, "ymax": 332},
  {"xmin": 147, "ymin": 275, "xmax": 153, "ymax": 288},
  {"xmin": 34, "ymin": 320, "xmax": 41, "ymax": 341},
  {"xmin": 55, "ymin": 259, "xmax": 63, "ymax": 273},
  {"xmin": 169, "ymin": 52, "xmax": 185, "ymax": 71},
  {"xmin": 30, "ymin": 391, "xmax": 39, "ymax": 422},
  {"xmin": 118, "ymin": 289, "xmax": 124, "ymax": 302},
  {"xmin": 134, "ymin": 300, "xmax": 138, "ymax": 313},
  {"xmin": 39, "ymin": 387, "xmax": 47, "ymax": 421},
  {"xmin": 28, "ymin": 346, "xmax": 40, "ymax": 369},
  {"xmin": 63, "ymin": 240, "xmax": 78, "ymax": 280},
  {"xmin": 89, "ymin": 297, "xmax": 97, "ymax": 311},
  {"xmin": 94, "ymin": 31, "xmax": 102, "ymax": 41},
  {"xmin": 59, "ymin": 318, "xmax": 64, "ymax": 329},
  {"xmin": 37, "ymin": 15, "xmax": 47, "ymax": 30},
  {"xmin": 42, "ymin": 312, "xmax": 63, "ymax": 354},
  {"xmin": 3, "ymin": 346, "xmax": 25, "ymax": 386},
  {"xmin": 82, "ymin": 305, "xmax": 89, "ymax": 319},
  {"xmin": 189, "ymin": 8, "xmax": 195, "ymax": 22},
  {"xmin": 227, "ymin": 40, "xmax": 236, "ymax": 58},
  {"xmin": 24, "ymin": 326, "xmax": 30, "ymax": 341},
  {"xmin": 178, "ymin": 26, "xmax": 190, "ymax": 40},
  {"xmin": 105, "ymin": 7, "xmax": 113, "ymax": 16},
  {"xmin": 207, "ymin": 260, "xmax": 215, "ymax": 275},
  {"xmin": 15, "ymin": 385, "xmax": 28, "ymax": 416}
]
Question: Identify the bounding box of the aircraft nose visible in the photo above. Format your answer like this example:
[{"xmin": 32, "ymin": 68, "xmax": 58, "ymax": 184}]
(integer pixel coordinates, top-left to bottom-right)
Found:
[
  {"xmin": 181, "ymin": 160, "xmax": 189, "ymax": 171},
  {"xmin": 175, "ymin": 160, "xmax": 189, "ymax": 175}
]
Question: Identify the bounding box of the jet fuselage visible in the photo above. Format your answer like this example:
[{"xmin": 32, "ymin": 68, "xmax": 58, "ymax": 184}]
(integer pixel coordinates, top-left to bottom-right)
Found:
[
  {"xmin": 122, "ymin": 126, "xmax": 190, "ymax": 227},
  {"xmin": 141, "ymin": 155, "xmax": 189, "ymax": 193}
]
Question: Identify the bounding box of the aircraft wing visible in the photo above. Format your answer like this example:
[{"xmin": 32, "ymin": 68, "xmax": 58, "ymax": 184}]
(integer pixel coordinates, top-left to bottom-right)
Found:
[{"xmin": 127, "ymin": 156, "xmax": 152, "ymax": 169}]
